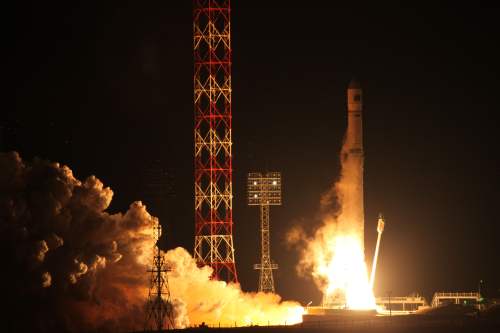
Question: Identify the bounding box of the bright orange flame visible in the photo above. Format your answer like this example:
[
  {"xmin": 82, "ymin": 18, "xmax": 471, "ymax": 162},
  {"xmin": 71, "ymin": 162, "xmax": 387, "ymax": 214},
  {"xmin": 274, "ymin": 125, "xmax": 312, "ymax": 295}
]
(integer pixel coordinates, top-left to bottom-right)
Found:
[{"xmin": 319, "ymin": 235, "xmax": 375, "ymax": 310}]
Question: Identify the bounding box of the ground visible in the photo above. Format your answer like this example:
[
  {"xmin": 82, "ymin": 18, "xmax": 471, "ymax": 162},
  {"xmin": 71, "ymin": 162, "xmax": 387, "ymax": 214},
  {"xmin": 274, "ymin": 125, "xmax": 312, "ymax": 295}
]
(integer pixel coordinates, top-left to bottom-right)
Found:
[{"xmin": 138, "ymin": 308, "xmax": 500, "ymax": 333}]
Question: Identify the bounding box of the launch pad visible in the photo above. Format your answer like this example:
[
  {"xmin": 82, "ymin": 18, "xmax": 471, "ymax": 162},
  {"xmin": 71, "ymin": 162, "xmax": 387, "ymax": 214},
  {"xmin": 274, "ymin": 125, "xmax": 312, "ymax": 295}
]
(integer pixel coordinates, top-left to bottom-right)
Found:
[{"xmin": 302, "ymin": 306, "xmax": 377, "ymax": 326}]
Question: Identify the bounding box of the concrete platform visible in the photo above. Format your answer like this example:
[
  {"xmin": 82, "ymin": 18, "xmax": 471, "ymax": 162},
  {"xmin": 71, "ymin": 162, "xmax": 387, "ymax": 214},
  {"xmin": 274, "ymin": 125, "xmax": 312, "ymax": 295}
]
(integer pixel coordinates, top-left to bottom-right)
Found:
[{"xmin": 302, "ymin": 307, "xmax": 377, "ymax": 326}]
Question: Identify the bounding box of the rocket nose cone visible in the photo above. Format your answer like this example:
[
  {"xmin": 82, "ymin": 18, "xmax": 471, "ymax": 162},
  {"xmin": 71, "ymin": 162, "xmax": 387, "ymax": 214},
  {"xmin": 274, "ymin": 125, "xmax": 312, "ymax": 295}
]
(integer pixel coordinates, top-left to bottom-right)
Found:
[{"xmin": 348, "ymin": 78, "xmax": 361, "ymax": 89}]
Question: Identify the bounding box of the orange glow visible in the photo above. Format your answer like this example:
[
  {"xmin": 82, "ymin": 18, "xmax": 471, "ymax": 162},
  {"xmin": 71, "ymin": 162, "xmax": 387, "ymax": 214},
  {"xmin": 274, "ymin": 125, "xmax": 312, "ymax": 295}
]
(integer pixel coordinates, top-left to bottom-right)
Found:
[
  {"xmin": 319, "ymin": 235, "xmax": 376, "ymax": 309},
  {"xmin": 164, "ymin": 247, "xmax": 304, "ymax": 327}
]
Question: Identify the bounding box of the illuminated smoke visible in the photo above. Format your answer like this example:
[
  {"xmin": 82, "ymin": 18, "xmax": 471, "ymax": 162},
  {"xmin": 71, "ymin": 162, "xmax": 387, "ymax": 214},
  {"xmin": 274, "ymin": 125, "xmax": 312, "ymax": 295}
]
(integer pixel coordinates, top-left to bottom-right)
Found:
[
  {"xmin": 1, "ymin": 152, "xmax": 302, "ymax": 332},
  {"xmin": 164, "ymin": 247, "xmax": 303, "ymax": 327},
  {"xmin": 288, "ymin": 137, "xmax": 376, "ymax": 309},
  {"xmin": 1, "ymin": 152, "xmax": 156, "ymax": 332}
]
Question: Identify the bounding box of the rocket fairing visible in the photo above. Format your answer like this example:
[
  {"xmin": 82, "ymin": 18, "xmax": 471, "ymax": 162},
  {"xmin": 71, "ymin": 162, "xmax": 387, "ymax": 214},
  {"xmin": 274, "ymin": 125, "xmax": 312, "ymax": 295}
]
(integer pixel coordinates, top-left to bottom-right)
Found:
[
  {"xmin": 343, "ymin": 78, "xmax": 365, "ymax": 250},
  {"xmin": 346, "ymin": 78, "xmax": 363, "ymax": 156}
]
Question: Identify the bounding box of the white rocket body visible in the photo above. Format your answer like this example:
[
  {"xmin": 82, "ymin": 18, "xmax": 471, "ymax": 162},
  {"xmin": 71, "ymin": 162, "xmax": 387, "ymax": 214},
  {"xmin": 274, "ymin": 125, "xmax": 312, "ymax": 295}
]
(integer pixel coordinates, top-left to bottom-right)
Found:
[
  {"xmin": 343, "ymin": 79, "xmax": 365, "ymax": 250},
  {"xmin": 346, "ymin": 80, "xmax": 363, "ymax": 155}
]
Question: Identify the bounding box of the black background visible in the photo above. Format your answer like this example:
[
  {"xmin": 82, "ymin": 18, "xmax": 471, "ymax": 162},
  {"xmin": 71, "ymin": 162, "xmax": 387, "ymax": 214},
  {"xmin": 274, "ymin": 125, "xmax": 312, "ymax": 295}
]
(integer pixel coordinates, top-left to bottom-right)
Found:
[{"xmin": 9, "ymin": 1, "xmax": 500, "ymax": 304}]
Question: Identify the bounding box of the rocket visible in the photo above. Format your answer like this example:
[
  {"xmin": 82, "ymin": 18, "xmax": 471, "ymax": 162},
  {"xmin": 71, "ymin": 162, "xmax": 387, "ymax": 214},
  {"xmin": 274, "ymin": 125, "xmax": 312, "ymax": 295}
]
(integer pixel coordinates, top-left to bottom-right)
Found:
[
  {"xmin": 343, "ymin": 78, "xmax": 365, "ymax": 250},
  {"xmin": 346, "ymin": 78, "xmax": 363, "ymax": 156}
]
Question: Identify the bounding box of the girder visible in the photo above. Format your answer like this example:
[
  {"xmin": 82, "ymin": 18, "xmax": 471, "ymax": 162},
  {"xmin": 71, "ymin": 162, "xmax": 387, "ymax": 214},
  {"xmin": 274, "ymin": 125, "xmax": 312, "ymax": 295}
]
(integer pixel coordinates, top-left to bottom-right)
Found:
[{"xmin": 193, "ymin": 0, "xmax": 237, "ymax": 283}]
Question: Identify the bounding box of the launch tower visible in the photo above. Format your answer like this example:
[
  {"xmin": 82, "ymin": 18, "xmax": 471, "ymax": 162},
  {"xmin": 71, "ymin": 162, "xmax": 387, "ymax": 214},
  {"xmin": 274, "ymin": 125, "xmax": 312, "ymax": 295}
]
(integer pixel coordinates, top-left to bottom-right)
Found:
[
  {"xmin": 193, "ymin": 0, "xmax": 238, "ymax": 283},
  {"xmin": 248, "ymin": 172, "xmax": 281, "ymax": 293}
]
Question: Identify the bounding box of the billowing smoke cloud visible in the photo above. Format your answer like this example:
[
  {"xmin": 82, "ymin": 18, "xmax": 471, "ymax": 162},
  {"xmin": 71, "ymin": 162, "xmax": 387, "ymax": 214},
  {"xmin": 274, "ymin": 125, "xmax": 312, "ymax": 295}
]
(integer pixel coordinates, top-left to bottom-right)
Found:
[
  {"xmin": 1, "ymin": 152, "xmax": 302, "ymax": 332},
  {"xmin": 1, "ymin": 152, "xmax": 156, "ymax": 332},
  {"xmin": 287, "ymin": 143, "xmax": 362, "ymax": 282},
  {"xmin": 165, "ymin": 247, "xmax": 303, "ymax": 327},
  {"xmin": 287, "ymin": 135, "xmax": 375, "ymax": 309}
]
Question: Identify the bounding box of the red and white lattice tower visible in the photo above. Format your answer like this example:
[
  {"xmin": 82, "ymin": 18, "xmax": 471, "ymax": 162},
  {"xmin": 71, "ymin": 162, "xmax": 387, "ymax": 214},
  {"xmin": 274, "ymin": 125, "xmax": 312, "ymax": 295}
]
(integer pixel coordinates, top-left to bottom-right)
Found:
[{"xmin": 193, "ymin": 0, "xmax": 238, "ymax": 283}]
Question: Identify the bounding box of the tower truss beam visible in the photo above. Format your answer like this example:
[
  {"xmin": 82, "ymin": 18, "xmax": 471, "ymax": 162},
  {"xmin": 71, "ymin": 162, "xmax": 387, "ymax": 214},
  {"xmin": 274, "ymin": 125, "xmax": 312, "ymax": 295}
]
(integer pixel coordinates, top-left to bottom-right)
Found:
[
  {"xmin": 144, "ymin": 223, "xmax": 174, "ymax": 331},
  {"xmin": 253, "ymin": 204, "xmax": 278, "ymax": 293},
  {"xmin": 193, "ymin": 0, "xmax": 237, "ymax": 283}
]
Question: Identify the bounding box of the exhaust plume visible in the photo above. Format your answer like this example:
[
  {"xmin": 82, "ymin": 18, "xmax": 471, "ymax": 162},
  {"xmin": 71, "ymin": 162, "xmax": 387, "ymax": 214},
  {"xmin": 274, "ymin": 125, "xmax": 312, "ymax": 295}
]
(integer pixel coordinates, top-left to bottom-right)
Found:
[
  {"xmin": 165, "ymin": 247, "xmax": 303, "ymax": 327},
  {"xmin": 1, "ymin": 152, "xmax": 156, "ymax": 332},
  {"xmin": 287, "ymin": 134, "xmax": 375, "ymax": 309},
  {"xmin": 1, "ymin": 152, "xmax": 302, "ymax": 332}
]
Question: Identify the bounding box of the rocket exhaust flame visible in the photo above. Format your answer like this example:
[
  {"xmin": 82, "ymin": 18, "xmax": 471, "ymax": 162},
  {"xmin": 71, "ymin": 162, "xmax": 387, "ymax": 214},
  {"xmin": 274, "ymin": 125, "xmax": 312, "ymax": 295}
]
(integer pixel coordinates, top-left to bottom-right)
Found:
[
  {"xmin": 321, "ymin": 235, "xmax": 375, "ymax": 309},
  {"xmin": 1, "ymin": 152, "xmax": 302, "ymax": 332},
  {"xmin": 289, "ymin": 79, "xmax": 376, "ymax": 310}
]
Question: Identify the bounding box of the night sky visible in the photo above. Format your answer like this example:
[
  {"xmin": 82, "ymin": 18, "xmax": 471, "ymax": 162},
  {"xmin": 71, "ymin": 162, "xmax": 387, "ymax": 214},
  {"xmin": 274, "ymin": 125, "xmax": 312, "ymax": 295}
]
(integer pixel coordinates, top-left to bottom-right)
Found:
[{"xmin": 10, "ymin": 1, "xmax": 500, "ymax": 304}]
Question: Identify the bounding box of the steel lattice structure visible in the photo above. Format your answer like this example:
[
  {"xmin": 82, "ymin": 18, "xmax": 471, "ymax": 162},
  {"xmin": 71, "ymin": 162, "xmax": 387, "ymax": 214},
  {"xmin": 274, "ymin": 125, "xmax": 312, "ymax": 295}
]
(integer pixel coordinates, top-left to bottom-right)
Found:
[
  {"xmin": 193, "ymin": 0, "xmax": 237, "ymax": 283},
  {"xmin": 248, "ymin": 172, "xmax": 281, "ymax": 293},
  {"xmin": 144, "ymin": 223, "xmax": 174, "ymax": 331}
]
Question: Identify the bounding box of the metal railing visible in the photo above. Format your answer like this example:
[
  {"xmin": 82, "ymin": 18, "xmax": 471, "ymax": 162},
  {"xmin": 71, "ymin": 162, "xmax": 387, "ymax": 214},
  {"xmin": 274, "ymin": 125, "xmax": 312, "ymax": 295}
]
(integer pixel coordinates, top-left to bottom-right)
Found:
[
  {"xmin": 431, "ymin": 292, "xmax": 481, "ymax": 307},
  {"xmin": 433, "ymin": 292, "xmax": 479, "ymax": 298}
]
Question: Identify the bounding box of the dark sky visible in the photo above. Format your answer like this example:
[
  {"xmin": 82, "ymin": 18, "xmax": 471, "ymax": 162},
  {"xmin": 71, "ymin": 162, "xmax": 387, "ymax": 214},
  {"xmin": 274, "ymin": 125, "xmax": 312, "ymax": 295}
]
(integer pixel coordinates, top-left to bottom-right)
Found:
[{"xmin": 10, "ymin": 1, "xmax": 500, "ymax": 304}]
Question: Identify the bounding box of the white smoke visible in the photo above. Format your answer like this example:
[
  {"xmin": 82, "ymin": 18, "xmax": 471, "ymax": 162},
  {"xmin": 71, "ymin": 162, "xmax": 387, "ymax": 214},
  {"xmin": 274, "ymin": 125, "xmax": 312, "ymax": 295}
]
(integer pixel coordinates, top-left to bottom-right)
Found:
[
  {"xmin": 165, "ymin": 247, "xmax": 303, "ymax": 327},
  {"xmin": 1, "ymin": 152, "xmax": 303, "ymax": 332},
  {"xmin": 287, "ymin": 131, "xmax": 375, "ymax": 309}
]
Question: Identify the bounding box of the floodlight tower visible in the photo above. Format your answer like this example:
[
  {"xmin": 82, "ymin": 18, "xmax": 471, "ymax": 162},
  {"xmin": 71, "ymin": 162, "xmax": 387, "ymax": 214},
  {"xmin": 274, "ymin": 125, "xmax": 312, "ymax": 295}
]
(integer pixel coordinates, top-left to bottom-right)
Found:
[
  {"xmin": 248, "ymin": 172, "xmax": 281, "ymax": 293},
  {"xmin": 193, "ymin": 0, "xmax": 237, "ymax": 283}
]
